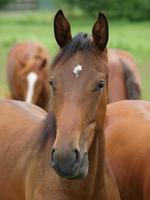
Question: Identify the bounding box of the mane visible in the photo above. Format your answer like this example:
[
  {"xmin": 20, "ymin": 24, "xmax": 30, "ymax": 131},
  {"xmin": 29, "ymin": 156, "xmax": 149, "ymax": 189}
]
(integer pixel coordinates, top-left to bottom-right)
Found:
[
  {"xmin": 38, "ymin": 112, "xmax": 56, "ymax": 151},
  {"xmin": 52, "ymin": 32, "xmax": 99, "ymax": 66},
  {"xmin": 120, "ymin": 59, "xmax": 141, "ymax": 99}
]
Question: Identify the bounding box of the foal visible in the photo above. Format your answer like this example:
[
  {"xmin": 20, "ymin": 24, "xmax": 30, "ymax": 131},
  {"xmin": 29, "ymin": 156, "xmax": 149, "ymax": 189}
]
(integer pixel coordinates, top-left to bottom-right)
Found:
[
  {"xmin": 0, "ymin": 10, "xmax": 120, "ymax": 200},
  {"xmin": 7, "ymin": 42, "xmax": 50, "ymax": 110}
]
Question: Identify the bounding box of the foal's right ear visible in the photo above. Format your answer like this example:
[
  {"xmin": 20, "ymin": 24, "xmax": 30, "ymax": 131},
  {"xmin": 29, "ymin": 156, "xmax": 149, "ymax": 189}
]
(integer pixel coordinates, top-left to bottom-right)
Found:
[{"xmin": 54, "ymin": 10, "xmax": 72, "ymax": 48}]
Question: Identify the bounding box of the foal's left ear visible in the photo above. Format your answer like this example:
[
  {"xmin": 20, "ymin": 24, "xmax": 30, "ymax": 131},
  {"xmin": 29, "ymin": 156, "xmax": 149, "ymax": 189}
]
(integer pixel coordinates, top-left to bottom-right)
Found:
[
  {"xmin": 92, "ymin": 13, "xmax": 109, "ymax": 50},
  {"xmin": 54, "ymin": 10, "xmax": 72, "ymax": 48}
]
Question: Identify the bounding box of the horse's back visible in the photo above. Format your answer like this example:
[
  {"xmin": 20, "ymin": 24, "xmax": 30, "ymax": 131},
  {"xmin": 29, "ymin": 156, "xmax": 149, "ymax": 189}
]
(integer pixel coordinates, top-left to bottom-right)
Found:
[
  {"xmin": 108, "ymin": 49, "xmax": 127, "ymax": 101},
  {"xmin": 115, "ymin": 49, "xmax": 141, "ymax": 84},
  {"xmin": 0, "ymin": 99, "xmax": 46, "ymax": 123},
  {"xmin": 108, "ymin": 49, "xmax": 141, "ymax": 102},
  {"xmin": 0, "ymin": 99, "xmax": 46, "ymax": 148},
  {"xmin": 0, "ymin": 100, "xmax": 46, "ymax": 200},
  {"xmin": 106, "ymin": 100, "xmax": 150, "ymax": 200},
  {"xmin": 108, "ymin": 49, "xmax": 139, "ymax": 79}
]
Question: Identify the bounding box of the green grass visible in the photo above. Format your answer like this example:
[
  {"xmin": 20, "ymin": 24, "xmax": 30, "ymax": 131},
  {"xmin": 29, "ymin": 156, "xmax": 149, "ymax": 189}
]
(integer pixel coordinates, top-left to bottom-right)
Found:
[{"xmin": 0, "ymin": 11, "xmax": 150, "ymax": 99}]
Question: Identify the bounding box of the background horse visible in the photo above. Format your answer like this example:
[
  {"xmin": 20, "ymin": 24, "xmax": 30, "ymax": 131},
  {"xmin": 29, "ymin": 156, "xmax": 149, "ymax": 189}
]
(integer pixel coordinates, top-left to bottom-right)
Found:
[
  {"xmin": 0, "ymin": 10, "xmax": 120, "ymax": 200},
  {"xmin": 105, "ymin": 100, "xmax": 150, "ymax": 200},
  {"xmin": 108, "ymin": 49, "xmax": 141, "ymax": 103},
  {"xmin": 7, "ymin": 42, "xmax": 50, "ymax": 110}
]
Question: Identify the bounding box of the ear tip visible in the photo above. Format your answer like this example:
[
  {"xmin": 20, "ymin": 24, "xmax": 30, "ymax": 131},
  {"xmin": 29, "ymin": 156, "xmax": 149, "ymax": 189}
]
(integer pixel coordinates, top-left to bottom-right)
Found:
[
  {"xmin": 55, "ymin": 9, "xmax": 64, "ymax": 17},
  {"xmin": 98, "ymin": 12, "xmax": 108, "ymax": 21}
]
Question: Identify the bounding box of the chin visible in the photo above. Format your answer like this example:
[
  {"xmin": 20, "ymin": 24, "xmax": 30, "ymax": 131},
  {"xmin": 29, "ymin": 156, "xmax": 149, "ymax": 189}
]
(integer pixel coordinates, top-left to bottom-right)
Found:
[
  {"xmin": 67, "ymin": 161, "xmax": 89, "ymax": 180},
  {"xmin": 53, "ymin": 153, "xmax": 89, "ymax": 180}
]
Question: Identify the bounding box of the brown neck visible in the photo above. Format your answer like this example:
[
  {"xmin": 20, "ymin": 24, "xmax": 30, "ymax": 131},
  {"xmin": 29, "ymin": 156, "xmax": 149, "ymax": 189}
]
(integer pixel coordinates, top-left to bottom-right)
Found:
[
  {"xmin": 62, "ymin": 129, "xmax": 106, "ymax": 200},
  {"xmin": 59, "ymin": 88, "xmax": 108, "ymax": 199},
  {"xmin": 34, "ymin": 91, "xmax": 108, "ymax": 199},
  {"xmin": 82, "ymin": 128, "xmax": 106, "ymax": 199},
  {"xmin": 35, "ymin": 125, "xmax": 106, "ymax": 200}
]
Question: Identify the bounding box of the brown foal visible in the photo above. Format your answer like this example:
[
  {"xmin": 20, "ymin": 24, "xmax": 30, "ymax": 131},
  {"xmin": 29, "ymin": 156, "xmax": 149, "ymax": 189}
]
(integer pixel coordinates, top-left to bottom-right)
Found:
[
  {"xmin": 0, "ymin": 10, "xmax": 120, "ymax": 200},
  {"xmin": 6, "ymin": 42, "xmax": 50, "ymax": 110}
]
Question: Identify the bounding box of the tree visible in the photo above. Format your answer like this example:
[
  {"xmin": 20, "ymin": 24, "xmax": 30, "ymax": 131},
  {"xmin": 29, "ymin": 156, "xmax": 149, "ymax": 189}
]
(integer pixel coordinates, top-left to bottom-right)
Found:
[{"xmin": 0, "ymin": 0, "xmax": 13, "ymax": 9}]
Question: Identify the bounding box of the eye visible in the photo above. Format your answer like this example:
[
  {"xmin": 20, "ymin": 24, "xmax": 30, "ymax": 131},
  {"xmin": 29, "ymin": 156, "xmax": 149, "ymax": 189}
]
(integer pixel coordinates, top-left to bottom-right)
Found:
[{"xmin": 95, "ymin": 80, "xmax": 105, "ymax": 93}]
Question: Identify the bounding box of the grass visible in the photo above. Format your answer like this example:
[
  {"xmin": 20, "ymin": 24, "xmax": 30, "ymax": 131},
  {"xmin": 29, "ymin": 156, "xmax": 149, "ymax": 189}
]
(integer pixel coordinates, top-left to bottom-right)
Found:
[{"xmin": 0, "ymin": 11, "xmax": 150, "ymax": 99}]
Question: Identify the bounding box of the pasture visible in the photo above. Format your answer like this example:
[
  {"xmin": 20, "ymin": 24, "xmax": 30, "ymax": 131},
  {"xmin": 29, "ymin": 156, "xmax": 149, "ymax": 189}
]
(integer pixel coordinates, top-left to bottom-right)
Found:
[{"xmin": 0, "ymin": 11, "xmax": 150, "ymax": 99}]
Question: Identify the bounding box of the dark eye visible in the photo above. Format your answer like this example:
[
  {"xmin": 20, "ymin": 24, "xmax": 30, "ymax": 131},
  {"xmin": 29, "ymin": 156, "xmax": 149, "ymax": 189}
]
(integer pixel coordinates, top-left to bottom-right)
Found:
[{"xmin": 95, "ymin": 81, "xmax": 105, "ymax": 93}]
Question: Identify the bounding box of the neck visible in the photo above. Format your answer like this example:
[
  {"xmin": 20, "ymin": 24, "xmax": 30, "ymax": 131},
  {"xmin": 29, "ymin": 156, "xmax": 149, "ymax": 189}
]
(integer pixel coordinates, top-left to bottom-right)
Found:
[
  {"xmin": 82, "ymin": 128, "xmax": 106, "ymax": 199},
  {"xmin": 34, "ymin": 107, "xmax": 119, "ymax": 199},
  {"xmin": 36, "ymin": 124, "xmax": 106, "ymax": 200},
  {"xmin": 63, "ymin": 129, "xmax": 106, "ymax": 199}
]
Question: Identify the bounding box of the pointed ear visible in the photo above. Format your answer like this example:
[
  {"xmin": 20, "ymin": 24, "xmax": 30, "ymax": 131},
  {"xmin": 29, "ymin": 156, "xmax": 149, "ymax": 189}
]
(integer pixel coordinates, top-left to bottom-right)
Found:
[
  {"xmin": 92, "ymin": 13, "xmax": 109, "ymax": 50},
  {"xmin": 54, "ymin": 10, "xmax": 72, "ymax": 48}
]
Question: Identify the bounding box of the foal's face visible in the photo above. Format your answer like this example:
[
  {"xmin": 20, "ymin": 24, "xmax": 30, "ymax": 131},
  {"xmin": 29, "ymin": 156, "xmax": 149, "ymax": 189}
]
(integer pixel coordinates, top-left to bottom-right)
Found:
[
  {"xmin": 50, "ymin": 10, "xmax": 108, "ymax": 179},
  {"xmin": 17, "ymin": 45, "xmax": 48, "ymax": 104}
]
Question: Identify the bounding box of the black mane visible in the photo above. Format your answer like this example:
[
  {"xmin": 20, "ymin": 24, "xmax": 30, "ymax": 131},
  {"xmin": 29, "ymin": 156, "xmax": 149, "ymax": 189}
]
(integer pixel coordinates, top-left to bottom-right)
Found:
[
  {"xmin": 52, "ymin": 32, "xmax": 98, "ymax": 66},
  {"xmin": 38, "ymin": 112, "xmax": 56, "ymax": 151}
]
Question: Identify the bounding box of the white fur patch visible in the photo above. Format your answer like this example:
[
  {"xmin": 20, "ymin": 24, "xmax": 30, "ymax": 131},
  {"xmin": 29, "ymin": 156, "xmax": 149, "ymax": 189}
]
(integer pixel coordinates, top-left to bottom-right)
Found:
[
  {"xmin": 25, "ymin": 72, "xmax": 38, "ymax": 104},
  {"xmin": 73, "ymin": 65, "xmax": 82, "ymax": 78}
]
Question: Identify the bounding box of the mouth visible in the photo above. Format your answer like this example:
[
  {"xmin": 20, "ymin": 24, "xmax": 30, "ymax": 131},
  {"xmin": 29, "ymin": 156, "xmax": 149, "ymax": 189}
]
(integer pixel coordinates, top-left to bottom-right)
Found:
[{"xmin": 51, "ymin": 153, "xmax": 89, "ymax": 180}]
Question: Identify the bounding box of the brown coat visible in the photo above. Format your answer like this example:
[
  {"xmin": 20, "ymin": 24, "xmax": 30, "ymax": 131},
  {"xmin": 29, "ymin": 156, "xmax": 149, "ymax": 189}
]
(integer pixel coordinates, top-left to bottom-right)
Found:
[
  {"xmin": 108, "ymin": 49, "xmax": 141, "ymax": 103},
  {"xmin": 106, "ymin": 100, "xmax": 150, "ymax": 200},
  {"xmin": 7, "ymin": 42, "xmax": 50, "ymax": 110}
]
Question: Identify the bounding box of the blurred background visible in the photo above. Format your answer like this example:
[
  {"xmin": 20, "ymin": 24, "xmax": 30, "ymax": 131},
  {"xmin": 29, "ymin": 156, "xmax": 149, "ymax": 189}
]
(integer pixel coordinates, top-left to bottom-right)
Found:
[{"xmin": 0, "ymin": 0, "xmax": 150, "ymax": 99}]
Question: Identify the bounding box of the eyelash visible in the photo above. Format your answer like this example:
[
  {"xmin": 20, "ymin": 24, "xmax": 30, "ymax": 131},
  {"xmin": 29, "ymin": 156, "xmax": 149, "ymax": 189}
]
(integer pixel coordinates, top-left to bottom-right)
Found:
[{"xmin": 95, "ymin": 81, "xmax": 105, "ymax": 93}]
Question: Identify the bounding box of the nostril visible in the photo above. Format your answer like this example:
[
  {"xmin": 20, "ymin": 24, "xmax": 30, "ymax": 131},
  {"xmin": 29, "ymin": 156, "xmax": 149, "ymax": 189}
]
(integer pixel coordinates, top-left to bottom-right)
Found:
[
  {"xmin": 51, "ymin": 148, "xmax": 55, "ymax": 162},
  {"xmin": 74, "ymin": 149, "xmax": 80, "ymax": 163}
]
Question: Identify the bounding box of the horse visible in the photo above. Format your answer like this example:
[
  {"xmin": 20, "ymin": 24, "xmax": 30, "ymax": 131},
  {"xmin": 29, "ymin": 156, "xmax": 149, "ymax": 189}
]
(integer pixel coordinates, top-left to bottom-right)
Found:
[
  {"xmin": 0, "ymin": 10, "xmax": 120, "ymax": 200},
  {"xmin": 6, "ymin": 42, "xmax": 50, "ymax": 111},
  {"xmin": 105, "ymin": 100, "xmax": 150, "ymax": 200},
  {"xmin": 108, "ymin": 49, "xmax": 141, "ymax": 103}
]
